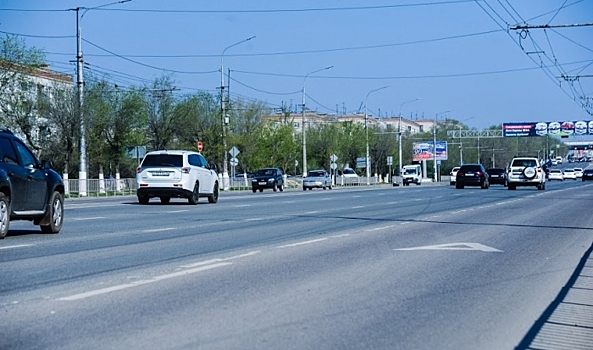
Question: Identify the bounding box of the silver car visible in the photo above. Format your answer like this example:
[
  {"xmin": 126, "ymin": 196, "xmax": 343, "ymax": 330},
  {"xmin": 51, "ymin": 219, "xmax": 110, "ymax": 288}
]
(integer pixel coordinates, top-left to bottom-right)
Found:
[{"xmin": 303, "ymin": 170, "xmax": 332, "ymax": 190}]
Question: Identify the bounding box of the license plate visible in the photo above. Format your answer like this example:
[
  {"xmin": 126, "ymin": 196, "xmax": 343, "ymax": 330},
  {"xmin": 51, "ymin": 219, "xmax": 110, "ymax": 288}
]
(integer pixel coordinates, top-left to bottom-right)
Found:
[
  {"xmin": 152, "ymin": 172, "xmax": 169, "ymax": 176},
  {"xmin": 491, "ymin": 175, "xmax": 499, "ymax": 177},
  {"xmin": 259, "ymin": 182, "xmax": 266, "ymax": 185},
  {"xmin": 465, "ymin": 173, "xmax": 474, "ymax": 176}
]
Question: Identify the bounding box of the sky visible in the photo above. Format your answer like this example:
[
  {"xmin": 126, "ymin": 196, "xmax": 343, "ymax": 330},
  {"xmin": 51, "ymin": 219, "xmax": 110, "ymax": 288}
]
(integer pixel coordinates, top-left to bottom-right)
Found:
[{"xmin": 0, "ymin": 0, "xmax": 591, "ymax": 130}]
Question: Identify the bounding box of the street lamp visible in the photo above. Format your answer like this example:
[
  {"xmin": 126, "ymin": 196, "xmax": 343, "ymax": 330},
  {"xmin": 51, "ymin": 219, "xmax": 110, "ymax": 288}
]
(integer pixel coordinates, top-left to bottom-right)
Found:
[
  {"xmin": 398, "ymin": 98, "xmax": 420, "ymax": 185},
  {"xmin": 302, "ymin": 66, "xmax": 333, "ymax": 176},
  {"xmin": 73, "ymin": 0, "xmax": 130, "ymax": 197},
  {"xmin": 220, "ymin": 36, "xmax": 255, "ymax": 190},
  {"xmin": 364, "ymin": 86, "xmax": 388, "ymax": 184},
  {"xmin": 433, "ymin": 110, "xmax": 451, "ymax": 182}
]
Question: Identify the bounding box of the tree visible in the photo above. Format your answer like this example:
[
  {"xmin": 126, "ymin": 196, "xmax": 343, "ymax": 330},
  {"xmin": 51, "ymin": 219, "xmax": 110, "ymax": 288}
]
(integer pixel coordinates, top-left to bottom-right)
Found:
[{"xmin": 143, "ymin": 75, "xmax": 178, "ymax": 151}]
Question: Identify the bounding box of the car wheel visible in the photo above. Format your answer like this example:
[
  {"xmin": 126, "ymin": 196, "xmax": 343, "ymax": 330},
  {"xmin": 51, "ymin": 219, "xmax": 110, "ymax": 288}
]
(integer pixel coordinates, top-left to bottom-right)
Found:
[
  {"xmin": 279, "ymin": 184, "xmax": 284, "ymax": 192},
  {"xmin": 273, "ymin": 182, "xmax": 278, "ymax": 192},
  {"xmin": 160, "ymin": 197, "xmax": 170, "ymax": 204},
  {"xmin": 259, "ymin": 188, "xmax": 263, "ymax": 192},
  {"xmin": 456, "ymin": 184, "xmax": 463, "ymax": 189},
  {"xmin": 303, "ymin": 186, "xmax": 307, "ymax": 191},
  {"xmin": 208, "ymin": 182, "xmax": 219, "ymax": 203},
  {"xmin": 252, "ymin": 187, "xmax": 257, "ymax": 193},
  {"xmin": 188, "ymin": 183, "xmax": 199, "ymax": 205},
  {"xmin": 40, "ymin": 191, "xmax": 64, "ymax": 234},
  {"xmin": 329, "ymin": 185, "xmax": 332, "ymax": 190},
  {"xmin": 450, "ymin": 182, "xmax": 454, "ymax": 186},
  {"xmin": 138, "ymin": 195, "xmax": 149, "ymax": 204},
  {"xmin": 322, "ymin": 186, "xmax": 326, "ymax": 190},
  {"xmin": 0, "ymin": 193, "xmax": 10, "ymax": 239}
]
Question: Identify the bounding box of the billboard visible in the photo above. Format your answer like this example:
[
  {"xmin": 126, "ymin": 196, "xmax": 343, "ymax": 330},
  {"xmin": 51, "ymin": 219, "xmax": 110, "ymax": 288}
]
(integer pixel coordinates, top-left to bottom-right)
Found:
[
  {"xmin": 413, "ymin": 141, "xmax": 448, "ymax": 161},
  {"xmin": 503, "ymin": 120, "xmax": 593, "ymax": 138}
]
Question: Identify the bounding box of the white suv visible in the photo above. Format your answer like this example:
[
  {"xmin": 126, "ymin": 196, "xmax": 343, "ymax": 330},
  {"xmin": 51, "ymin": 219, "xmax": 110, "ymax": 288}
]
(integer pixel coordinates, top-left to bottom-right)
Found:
[
  {"xmin": 136, "ymin": 150, "xmax": 219, "ymax": 204},
  {"xmin": 507, "ymin": 157, "xmax": 545, "ymax": 190}
]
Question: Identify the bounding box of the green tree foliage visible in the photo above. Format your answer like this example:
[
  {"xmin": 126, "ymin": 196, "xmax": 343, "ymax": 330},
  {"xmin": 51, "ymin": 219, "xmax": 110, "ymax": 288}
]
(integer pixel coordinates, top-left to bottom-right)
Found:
[{"xmin": 143, "ymin": 75, "xmax": 177, "ymax": 151}]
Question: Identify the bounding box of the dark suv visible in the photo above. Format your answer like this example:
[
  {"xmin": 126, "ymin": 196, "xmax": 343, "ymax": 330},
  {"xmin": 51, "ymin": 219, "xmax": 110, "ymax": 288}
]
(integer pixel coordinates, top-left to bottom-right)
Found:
[
  {"xmin": 0, "ymin": 128, "xmax": 64, "ymax": 238},
  {"xmin": 456, "ymin": 164, "xmax": 489, "ymax": 189}
]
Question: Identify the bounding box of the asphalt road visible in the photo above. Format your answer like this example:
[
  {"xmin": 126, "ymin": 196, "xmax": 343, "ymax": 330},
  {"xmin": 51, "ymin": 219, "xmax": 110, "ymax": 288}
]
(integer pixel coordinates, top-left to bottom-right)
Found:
[{"xmin": 1, "ymin": 179, "xmax": 592, "ymax": 350}]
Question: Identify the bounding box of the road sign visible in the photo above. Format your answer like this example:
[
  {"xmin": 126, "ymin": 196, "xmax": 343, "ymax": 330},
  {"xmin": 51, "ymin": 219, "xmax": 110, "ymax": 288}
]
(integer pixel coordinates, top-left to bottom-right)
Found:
[
  {"xmin": 330, "ymin": 154, "xmax": 338, "ymax": 162},
  {"xmin": 197, "ymin": 141, "xmax": 203, "ymax": 152},
  {"xmin": 330, "ymin": 162, "xmax": 337, "ymax": 170},
  {"xmin": 229, "ymin": 146, "xmax": 240, "ymax": 157},
  {"xmin": 230, "ymin": 157, "xmax": 239, "ymax": 166},
  {"xmin": 387, "ymin": 156, "xmax": 393, "ymax": 165}
]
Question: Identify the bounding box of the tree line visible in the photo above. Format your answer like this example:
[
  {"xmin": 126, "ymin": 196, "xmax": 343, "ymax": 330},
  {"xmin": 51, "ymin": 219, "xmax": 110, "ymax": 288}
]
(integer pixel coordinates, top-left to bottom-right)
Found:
[{"xmin": 0, "ymin": 35, "xmax": 565, "ymax": 180}]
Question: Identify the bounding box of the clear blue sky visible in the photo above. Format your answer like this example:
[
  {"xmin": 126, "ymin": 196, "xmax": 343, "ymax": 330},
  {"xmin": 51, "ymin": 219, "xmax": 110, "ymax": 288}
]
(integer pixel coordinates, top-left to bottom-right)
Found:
[{"xmin": 1, "ymin": 0, "xmax": 591, "ymax": 129}]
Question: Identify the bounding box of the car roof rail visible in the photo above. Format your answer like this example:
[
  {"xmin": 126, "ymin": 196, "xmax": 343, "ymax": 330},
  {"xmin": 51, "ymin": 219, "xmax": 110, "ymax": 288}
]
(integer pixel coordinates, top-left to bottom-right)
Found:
[{"xmin": 0, "ymin": 127, "xmax": 14, "ymax": 135}]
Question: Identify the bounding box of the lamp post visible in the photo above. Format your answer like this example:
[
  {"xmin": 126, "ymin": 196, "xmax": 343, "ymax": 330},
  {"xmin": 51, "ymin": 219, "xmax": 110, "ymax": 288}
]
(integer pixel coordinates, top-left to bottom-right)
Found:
[
  {"xmin": 458, "ymin": 116, "xmax": 474, "ymax": 166},
  {"xmin": 433, "ymin": 110, "xmax": 451, "ymax": 182},
  {"xmin": 302, "ymin": 66, "xmax": 333, "ymax": 176},
  {"xmin": 364, "ymin": 86, "xmax": 388, "ymax": 184},
  {"xmin": 220, "ymin": 36, "xmax": 255, "ymax": 190},
  {"xmin": 398, "ymin": 98, "xmax": 420, "ymax": 185},
  {"xmin": 73, "ymin": 0, "xmax": 130, "ymax": 197}
]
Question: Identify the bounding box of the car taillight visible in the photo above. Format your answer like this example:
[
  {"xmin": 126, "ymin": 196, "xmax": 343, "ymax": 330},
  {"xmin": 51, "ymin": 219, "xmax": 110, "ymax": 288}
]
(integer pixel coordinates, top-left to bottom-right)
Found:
[
  {"xmin": 182, "ymin": 167, "xmax": 190, "ymax": 174},
  {"xmin": 457, "ymin": 172, "xmax": 464, "ymax": 176},
  {"xmin": 136, "ymin": 167, "xmax": 142, "ymax": 173},
  {"xmin": 476, "ymin": 171, "xmax": 482, "ymax": 176},
  {"xmin": 537, "ymin": 168, "xmax": 542, "ymax": 173}
]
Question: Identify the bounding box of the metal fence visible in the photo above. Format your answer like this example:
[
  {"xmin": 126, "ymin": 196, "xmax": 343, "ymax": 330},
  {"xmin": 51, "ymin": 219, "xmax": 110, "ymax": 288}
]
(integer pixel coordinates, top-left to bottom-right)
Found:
[{"xmin": 64, "ymin": 175, "xmax": 389, "ymax": 198}]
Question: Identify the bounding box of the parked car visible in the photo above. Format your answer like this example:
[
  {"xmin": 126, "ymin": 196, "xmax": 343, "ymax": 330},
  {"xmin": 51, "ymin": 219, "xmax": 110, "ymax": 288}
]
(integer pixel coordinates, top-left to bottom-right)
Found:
[
  {"xmin": 574, "ymin": 168, "xmax": 584, "ymax": 178},
  {"xmin": 0, "ymin": 128, "xmax": 64, "ymax": 238},
  {"xmin": 449, "ymin": 166, "xmax": 460, "ymax": 185},
  {"xmin": 548, "ymin": 169, "xmax": 564, "ymax": 181},
  {"xmin": 562, "ymin": 169, "xmax": 577, "ymax": 180},
  {"xmin": 507, "ymin": 157, "xmax": 546, "ymax": 190},
  {"xmin": 252, "ymin": 168, "xmax": 284, "ymax": 192},
  {"xmin": 136, "ymin": 150, "xmax": 219, "ymax": 204},
  {"xmin": 303, "ymin": 170, "xmax": 332, "ymax": 190},
  {"xmin": 582, "ymin": 169, "xmax": 593, "ymax": 181},
  {"xmin": 455, "ymin": 164, "xmax": 489, "ymax": 189},
  {"xmin": 340, "ymin": 168, "xmax": 358, "ymax": 178},
  {"xmin": 487, "ymin": 167, "xmax": 507, "ymax": 186}
]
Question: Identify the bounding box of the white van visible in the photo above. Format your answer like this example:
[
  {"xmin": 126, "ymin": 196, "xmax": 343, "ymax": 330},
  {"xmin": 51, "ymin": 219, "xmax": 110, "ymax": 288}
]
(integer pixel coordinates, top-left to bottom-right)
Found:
[{"xmin": 402, "ymin": 164, "xmax": 422, "ymax": 186}]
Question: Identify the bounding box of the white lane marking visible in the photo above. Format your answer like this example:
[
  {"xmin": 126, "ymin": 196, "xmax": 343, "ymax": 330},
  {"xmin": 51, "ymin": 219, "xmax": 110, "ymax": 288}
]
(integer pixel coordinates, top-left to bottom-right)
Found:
[
  {"xmin": 321, "ymin": 198, "xmax": 332, "ymax": 201},
  {"xmin": 305, "ymin": 211, "xmax": 320, "ymax": 214},
  {"xmin": 166, "ymin": 210, "xmax": 189, "ymax": 213},
  {"xmin": 352, "ymin": 206, "xmax": 365, "ymax": 209},
  {"xmin": 277, "ymin": 238, "xmax": 328, "ymax": 248},
  {"xmin": 142, "ymin": 228, "xmax": 175, "ymax": 233},
  {"xmin": 330, "ymin": 234, "xmax": 350, "ymax": 238},
  {"xmin": 0, "ymin": 244, "xmax": 33, "ymax": 250},
  {"xmin": 400, "ymin": 221, "xmax": 411, "ymax": 225},
  {"xmin": 58, "ymin": 262, "xmax": 231, "ymax": 301},
  {"xmin": 234, "ymin": 204, "xmax": 251, "ymax": 207},
  {"xmin": 72, "ymin": 217, "xmax": 105, "ymax": 221},
  {"xmin": 245, "ymin": 217, "xmax": 264, "ymax": 222},
  {"xmin": 414, "ymin": 198, "xmax": 422, "ymax": 201},
  {"xmin": 180, "ymin": 251, "xmax": 260, "ymax": 269},
  {"xmin": 282, "ymin": 201, "xmax": 296, "ymax": 204},
  {"xmin": 366, "ymin": 225, "xmax": 395, "ymax": 232},
  {"xmin": 352, "ymin": 195, "xmax": 361, "ymax": 198},
  {"xmin": 386, "ymin": 201, "xmax": 397, "ymax": 205},
  {"xmin": 395, "ymin": 243, "xmax": 502, "ymax": 252}
]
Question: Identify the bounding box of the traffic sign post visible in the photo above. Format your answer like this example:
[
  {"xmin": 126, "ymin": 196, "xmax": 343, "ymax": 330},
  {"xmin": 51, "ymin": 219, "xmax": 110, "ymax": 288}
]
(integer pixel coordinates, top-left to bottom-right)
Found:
[{"xmin": 197, "ymin": 141, "xmax": 203, "ymax": 152}]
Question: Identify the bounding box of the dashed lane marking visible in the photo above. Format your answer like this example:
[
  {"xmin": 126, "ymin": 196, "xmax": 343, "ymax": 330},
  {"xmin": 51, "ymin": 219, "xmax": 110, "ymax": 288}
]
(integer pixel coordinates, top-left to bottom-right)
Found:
[{"xmin": 277, "ymin": 238, "xmax": 328, "ymax": 248}]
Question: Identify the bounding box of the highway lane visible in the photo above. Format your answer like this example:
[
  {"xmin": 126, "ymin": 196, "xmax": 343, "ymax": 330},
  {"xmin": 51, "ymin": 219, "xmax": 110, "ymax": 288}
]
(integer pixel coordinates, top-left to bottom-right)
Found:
[{"xmin": 1, "ymin": 181, "xmax": 592, "ymax": 349}]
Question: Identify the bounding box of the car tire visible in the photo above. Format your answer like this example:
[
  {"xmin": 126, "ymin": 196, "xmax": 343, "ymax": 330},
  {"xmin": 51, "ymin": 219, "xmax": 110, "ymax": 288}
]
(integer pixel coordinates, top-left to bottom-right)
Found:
[
  {"xmin": 259, "ymin": 188, "xmax": 263, "ymax": 192},
  {"xmin": 188, "ymin": 183, "xmax": 199, "ymax": 205},
  {"xmin": 303, "ymin": 186, "xmax": 306, "ymax": 191},
  {"xmin": 523, "ymin": 167, "xmax": 537, "ymax": 179},
  {"xmin": 322, "ymin": 186, "xmax": 326, "ymax": 190},
  {"xmin": 329, "ymin": 185, "xmax": 332, "ymax": 190},
  {"xmin": 160, "ymin": 197, "xmax": 170, "ymax": 204},
  {"xmin": 456, "ymin": 184, "xmax": 463, "ymax": 189},
  {"xmin": 273, "ymin": 182, "xmax": 278, "ymax": 192},
  {"xmin": 40, "ymin": 191, "xmax": 64, "ymax": 234},
  {"xmin": 252, "ymin": 187, "xmax": 257, "ymax": 193},
  {"xmin": 0, "ymin": 193, "xmax": 10, "ymax": 239},
  {"xmin": 279, "ymin": 184, "xmax": 284, "ymax": 192},
  {"xmin": 138, "ymin": 195, "xmax": 149, "ymax": 204},
  {"xmin": 208, "ymin": 182, "xmax": 219, "ymax": 203},
  {"xmin": 450, "ymin": 182, "xmax": 454, "ymax": 186}
]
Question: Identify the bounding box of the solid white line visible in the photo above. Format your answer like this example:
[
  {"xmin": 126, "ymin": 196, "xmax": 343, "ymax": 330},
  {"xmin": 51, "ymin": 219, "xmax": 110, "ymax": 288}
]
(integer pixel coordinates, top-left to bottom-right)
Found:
[
  {"xmin": 277, "ymin": 238, "xmax": 328, "ymax": 248},
  {"xmin": 282, "ymin": 201, "xmax": 296, "ymax": 204},
  {"xmin": 305, "ymin": 211, "xmax": 320, "ymax": 214},
  {"xmin": 58, "ymin": 262, "xmax": 232, "ymax": 301},
  {"xmin": 330, "ymin": 234, "xmax": 351, "ymax": 238},
  {"xmin": 234, "ymin": 204, "xmax": 251, "ymax": 207},
  {"xmin": 166, "ymin": 210, "xmax": 189, "ymax": 213},
  {"xmin": 142, "ymin": 228, "xmax": 175, "ymax": 233},
  {"xmin": 245, "ymin": 218, "xmax": 264, "ymax": 221},
  {"xmin": 72, "ymin": 217, "xmax": 105, "ymax": 221},
  {"xmin": 352, "ymin": 206, "xmax": 365, "ymax": 209},
  {"xmin": 0, "ymin": 244, "xmax": 33, "ymax": 250},
  {"xmin": 400, "ymin": 221, "xmax": 411, "ymax": 225}
]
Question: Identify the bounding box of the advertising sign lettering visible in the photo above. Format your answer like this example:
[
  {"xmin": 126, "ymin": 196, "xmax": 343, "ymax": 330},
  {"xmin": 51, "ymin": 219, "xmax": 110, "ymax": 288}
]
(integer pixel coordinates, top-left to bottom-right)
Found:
[{"xmin": 413, "ymin": 141, "xmax": 448, "ymax": 161}]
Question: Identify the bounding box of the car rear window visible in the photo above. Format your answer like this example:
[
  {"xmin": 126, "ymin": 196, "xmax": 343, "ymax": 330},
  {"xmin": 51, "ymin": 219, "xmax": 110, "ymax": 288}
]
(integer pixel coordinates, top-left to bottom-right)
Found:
[
  {"xmin": 511, "ymin": 159, "xmax": 537, "ymax": 167},
  {"xmin": 460, "ymin": 165, "xmax": 481, "ymax": 172},
  {"xmin": 308, "ymin": 171, "xmax": 325, "ymax": 177},
  {"xmin": 488, "ymin": 168, "xmax": 504, "ymax": 175},
  {"xmin": 142, "ymin": 154, "xmax": 183, "ymax": 167}
]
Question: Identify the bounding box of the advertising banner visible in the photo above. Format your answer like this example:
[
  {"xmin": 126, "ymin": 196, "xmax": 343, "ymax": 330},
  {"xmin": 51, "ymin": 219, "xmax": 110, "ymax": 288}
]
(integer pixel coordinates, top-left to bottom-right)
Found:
[
  {"xmin": 413, "ymin": 141, "xmax": 448, "ymax": 161},
  {"xmin": 503, "ymin": 120, "xmax": 593, "ymax": 138}
]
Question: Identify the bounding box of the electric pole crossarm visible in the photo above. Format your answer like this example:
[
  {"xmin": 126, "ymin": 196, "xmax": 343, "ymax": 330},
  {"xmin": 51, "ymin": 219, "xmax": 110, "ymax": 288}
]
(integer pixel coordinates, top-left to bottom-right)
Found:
[{"xmin": 510, "ymin": 23, "xmax": 593, "ymax": 30}]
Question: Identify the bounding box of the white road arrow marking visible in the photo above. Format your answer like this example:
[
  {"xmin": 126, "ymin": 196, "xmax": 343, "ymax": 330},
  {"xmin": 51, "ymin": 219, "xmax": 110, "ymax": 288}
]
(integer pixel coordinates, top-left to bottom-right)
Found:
[{"xmin": 394, "ymin": 243, "xmax": 502, "ymax": 252}]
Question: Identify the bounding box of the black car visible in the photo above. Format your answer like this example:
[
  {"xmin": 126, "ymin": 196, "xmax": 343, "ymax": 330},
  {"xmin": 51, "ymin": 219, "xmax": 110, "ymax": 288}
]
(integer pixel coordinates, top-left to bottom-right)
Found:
[
  {"xmin": 0, "ymin": 128, "xmax": 64, "ymax": 238},
  {"xmin": 456, "ymin": 164, "xmax": 489, "ymax": 189},
  {"xmin": 583, "ymin": 169, "xmax": 593, "ymax": 181},
  {"xmin": 251, "ymin": 168, "xmax": 284, "ymax": 192},
  {"xmin": 487, "ymin": 167, "xmax": 507, "ymax": 186}
]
